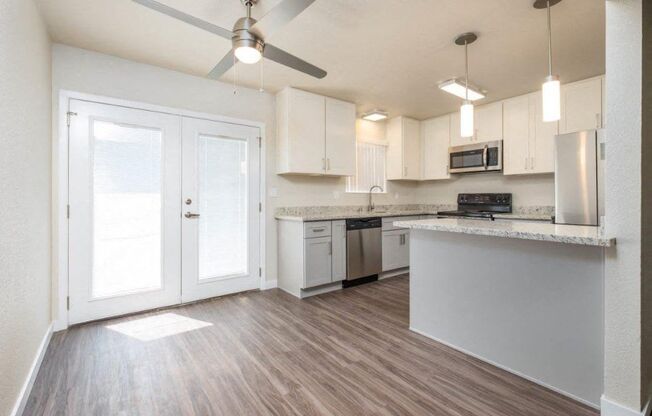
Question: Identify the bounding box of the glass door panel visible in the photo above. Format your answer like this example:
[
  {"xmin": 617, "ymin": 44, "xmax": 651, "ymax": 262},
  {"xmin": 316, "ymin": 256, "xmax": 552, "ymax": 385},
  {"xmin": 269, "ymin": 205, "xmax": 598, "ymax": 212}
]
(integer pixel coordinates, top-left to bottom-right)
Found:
[
  {"xmin": 198, "ymin": 135, "xmax": 248, "ymax": 280},
  {"xmin": 92, "ymin": 120, "xmax": 163, "ymax": 298}
]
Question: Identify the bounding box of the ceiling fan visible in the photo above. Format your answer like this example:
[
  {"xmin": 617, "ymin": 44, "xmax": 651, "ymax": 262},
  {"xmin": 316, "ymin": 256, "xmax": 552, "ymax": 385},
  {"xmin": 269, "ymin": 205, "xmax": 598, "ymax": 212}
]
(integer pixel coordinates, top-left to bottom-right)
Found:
[{"xmin": 133, "ymin": 0, "xmax": 327, "ymax": 79}]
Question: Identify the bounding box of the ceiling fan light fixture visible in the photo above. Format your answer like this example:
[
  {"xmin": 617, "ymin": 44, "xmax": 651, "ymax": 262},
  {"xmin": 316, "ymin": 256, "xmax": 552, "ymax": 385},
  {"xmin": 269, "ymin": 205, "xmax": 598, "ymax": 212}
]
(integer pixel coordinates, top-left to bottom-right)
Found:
[{"xmin": 233, "ymin": 38, "xmax": 264, "ymax": 64}]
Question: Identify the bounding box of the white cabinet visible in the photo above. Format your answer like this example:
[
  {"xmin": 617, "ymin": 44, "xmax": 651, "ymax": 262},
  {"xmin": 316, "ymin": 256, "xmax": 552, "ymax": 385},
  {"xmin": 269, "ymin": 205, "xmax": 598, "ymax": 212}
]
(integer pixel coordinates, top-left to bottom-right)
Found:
[
  {"xmin": 276, "ymin": 87, "xmax": 355, "ymax": 176},
  {"xmin": 304, "ymin": 236, "xmax": 332, "ymax": 288},
  {"xmin": 474, "ymin": 101, "xmax": 503, "ymax": 143},
  {"xmin": 331, "ymin": 220, "xmax": 346, "ymax": 282},
  {"xmin": 503, "ymin": 94, "xmax": 531, "ymax": 175},
  {"xmin": 530, "ymin": 91, "xmax": 558, "ymax": 173},
  {"xmin": 277, "ymin": 219, "xmax": 346, "ymax": 297},
  {"xmin": 325, "ymin": 98, "xmax": 356, "ymax": 176},
  {"xmin": 421, "ymin": 115, "xmax": 451, "ymax": 180},
  {"xmin": 560, "ymin": 77, "xmax": 603, "ymax": 134},
  {"xmin": 382, "ymin": 229, "xmax": 409, "ymax": 271},
  {"xmin": 450, "ymin": 101, "xmax": 503, "ymax": 146},
  {"xmin": 503, "ymin": 92, "xmax": 558, "ymax": 175},
  {"xmin": 387, "ymin": 116, "xmax": 421, "ymax": 180}
]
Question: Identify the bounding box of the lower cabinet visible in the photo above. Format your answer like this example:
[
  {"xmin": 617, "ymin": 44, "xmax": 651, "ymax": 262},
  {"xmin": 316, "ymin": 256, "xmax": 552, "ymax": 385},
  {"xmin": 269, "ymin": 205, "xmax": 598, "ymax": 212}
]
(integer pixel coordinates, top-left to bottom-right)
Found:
[
  {"xmin": 278, "ymin": 219, "xmax": 346, "ymax": 297},
  {"xmin": 382, "ymin": 229, "xmax": 410, "ymax": 272}
]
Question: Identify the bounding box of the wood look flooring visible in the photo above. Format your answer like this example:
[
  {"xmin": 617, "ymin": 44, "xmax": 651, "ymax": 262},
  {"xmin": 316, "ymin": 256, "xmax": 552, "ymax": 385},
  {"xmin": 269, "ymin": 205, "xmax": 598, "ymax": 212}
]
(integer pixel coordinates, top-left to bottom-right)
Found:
[{"xmin": 26, "ymin": 275, "xmax": 597, "ymax": 416}]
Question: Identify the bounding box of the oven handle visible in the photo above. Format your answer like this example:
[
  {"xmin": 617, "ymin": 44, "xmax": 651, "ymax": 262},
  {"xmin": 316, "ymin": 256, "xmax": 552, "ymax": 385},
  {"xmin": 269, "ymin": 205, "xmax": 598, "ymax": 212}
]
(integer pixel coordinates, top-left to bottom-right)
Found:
[{"xmin": 482, "ymin": 145, "xmax": 489, "ymax": 170}]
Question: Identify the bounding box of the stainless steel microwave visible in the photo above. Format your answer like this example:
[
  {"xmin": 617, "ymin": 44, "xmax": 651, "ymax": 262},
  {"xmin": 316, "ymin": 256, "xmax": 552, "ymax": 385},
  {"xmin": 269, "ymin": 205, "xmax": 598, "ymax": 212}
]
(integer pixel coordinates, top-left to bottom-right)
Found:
[{"xmin": 449, "ymin": 140, "xmax": 503, "ymax": 174}]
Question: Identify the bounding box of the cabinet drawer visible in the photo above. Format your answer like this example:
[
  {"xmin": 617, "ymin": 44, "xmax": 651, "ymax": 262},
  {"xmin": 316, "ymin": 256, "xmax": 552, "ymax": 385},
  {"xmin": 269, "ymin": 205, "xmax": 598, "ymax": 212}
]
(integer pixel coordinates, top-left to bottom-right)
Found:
[
  {"xmin": 382, "ymin": 215, "xmax": 420, "ymax": 231},
  {"xmin": 304, "ymin": 221, "xmax": 332, "ymax": 238}
]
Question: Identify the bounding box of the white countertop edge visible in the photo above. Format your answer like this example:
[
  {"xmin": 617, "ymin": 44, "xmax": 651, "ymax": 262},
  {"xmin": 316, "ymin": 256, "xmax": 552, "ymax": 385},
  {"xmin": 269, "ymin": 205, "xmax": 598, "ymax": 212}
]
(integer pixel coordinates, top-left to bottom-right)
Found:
[{"xmin": 394, "ymin": 219, "xmax": 615, "ymax": 247}]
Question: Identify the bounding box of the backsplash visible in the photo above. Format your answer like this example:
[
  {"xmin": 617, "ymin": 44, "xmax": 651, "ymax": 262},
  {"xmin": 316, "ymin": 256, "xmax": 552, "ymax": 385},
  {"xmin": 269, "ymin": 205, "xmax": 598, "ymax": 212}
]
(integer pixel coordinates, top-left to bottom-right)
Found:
[{"xmin": 275, "ymin": 204, "xmax": 553, "ymax": 217}]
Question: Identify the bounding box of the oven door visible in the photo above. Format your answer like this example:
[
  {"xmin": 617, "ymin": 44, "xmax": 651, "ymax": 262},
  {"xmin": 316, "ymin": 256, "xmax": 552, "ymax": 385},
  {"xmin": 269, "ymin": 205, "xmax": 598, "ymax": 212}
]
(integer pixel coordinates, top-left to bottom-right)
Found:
[{"xmin": 449, "ymin": 141, "xmax": 503, "ymax": 173}]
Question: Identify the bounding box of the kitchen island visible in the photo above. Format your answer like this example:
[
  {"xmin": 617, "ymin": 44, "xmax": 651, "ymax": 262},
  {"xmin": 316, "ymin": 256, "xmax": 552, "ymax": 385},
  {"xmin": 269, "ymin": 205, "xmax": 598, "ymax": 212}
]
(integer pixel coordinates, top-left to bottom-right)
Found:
[{"xmin": 393, "ymin": 217, "xmax": 614, "ymax": 409}]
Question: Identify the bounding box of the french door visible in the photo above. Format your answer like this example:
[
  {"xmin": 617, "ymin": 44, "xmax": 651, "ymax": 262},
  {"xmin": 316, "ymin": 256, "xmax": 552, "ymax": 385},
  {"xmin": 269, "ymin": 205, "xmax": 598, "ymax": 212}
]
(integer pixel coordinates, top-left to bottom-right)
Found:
[
  {"xmin": 68, "ymin": 99, "xmax": 260, "ymax": 325},
  {"xmin": 180, "ymin": 117, "xmax": 260, "ymax": 302}
]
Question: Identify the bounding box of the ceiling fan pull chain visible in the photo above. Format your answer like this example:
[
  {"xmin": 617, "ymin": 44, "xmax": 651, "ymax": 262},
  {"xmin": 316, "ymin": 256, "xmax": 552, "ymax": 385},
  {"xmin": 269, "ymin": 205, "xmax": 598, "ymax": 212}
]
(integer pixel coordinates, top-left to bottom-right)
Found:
[{"xmin": 233, "ymin": 54, "xmax": 238, "ymax": 95}]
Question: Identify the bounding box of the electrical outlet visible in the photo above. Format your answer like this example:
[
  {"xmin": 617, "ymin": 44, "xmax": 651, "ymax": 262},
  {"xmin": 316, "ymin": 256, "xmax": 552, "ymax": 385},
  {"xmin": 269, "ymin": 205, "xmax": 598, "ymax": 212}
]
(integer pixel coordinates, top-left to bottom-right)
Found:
[{"xmin": 269, "ymin": 187, "xmax": 278, "ymax": 197}]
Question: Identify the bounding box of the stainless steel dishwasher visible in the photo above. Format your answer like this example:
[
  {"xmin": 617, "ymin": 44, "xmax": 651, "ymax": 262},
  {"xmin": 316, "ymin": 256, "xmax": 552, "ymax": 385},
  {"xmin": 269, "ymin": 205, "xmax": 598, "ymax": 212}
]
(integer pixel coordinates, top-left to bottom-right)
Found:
[{"xmin": 344, "ymin": 218, "xmax": 382, "ymax": 287}]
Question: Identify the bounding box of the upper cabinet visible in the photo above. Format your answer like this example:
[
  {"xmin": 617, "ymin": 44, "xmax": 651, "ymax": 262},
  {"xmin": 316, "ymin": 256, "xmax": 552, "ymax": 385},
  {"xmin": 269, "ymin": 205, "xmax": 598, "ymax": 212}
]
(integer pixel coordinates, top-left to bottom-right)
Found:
[
  {"xmin": 387, "ymin": 117, "xmax": 421, "ymax": 180},
  {"xmin": 560, "ymin": 76, "xmax": 603, "ymax": 134},
  {"xmin": 474, "ymin": 101, "xmax": 504, "ymax": 143},
  {"xmin": 421, "ymin": 115, "xmax": 451, "ymax": 181},
  {"xmin": 276, "ymin": 87, "xmax": 356, "ymax": 176},
  {"xmin": 325, "ymin": 97, "xmax": 357, "ymax": 176},
  {"xmin": 503, "ymin": 92, "xmax": 558, "ymax": 175},
  {"xmin": 450, "ymin": 101, "xmax": 503, "ymax": 146}
]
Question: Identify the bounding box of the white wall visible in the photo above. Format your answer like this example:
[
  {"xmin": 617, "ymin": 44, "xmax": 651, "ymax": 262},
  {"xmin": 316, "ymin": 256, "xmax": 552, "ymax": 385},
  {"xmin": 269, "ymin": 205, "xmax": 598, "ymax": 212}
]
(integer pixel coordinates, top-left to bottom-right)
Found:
[
  {"xmin": 603, "ymin": 0, "xmax": 649, "ymax": 413},
  {"xmin": 0, "ymin": 1, "xmax": 52, "ymax": 415}
]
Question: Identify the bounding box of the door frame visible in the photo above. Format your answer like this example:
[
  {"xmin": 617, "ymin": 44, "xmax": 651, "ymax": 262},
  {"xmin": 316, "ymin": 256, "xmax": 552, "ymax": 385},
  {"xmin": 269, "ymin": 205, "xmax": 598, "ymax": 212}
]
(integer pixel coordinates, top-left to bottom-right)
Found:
[{"xmin": 53, "ymin": 90, "xmax": 268, "ymax": 331}]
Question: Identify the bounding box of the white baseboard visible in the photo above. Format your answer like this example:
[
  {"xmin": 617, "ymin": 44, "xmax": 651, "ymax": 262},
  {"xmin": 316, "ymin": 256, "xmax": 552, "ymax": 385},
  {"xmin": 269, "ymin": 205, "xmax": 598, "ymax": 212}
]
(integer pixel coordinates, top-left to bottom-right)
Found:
[
  {"xmin": 379, "ymin": 268, "xmax": 409, "ymax": 280},
  {"xmin": 601, "ymin": 395, "xmax": 652, "ymax": 416},
  {"xmin": 10, "ymin": 322, "xmax": 53, "ymax": 416},
  {"xmin": 409, "ymin": 326, "xmax": 599, "ymax": 410},
  {"xmin": 261, "ymin": 279, "xmax": 278, "ymax": 290}
]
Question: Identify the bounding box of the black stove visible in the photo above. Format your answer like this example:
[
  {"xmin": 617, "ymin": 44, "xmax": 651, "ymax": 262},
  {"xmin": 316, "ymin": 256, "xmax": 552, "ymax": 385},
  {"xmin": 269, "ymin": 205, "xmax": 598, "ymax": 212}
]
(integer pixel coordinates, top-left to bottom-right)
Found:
[{"xmin": 437, "ymin": 193, "xmax": 512, "ymax": 221}]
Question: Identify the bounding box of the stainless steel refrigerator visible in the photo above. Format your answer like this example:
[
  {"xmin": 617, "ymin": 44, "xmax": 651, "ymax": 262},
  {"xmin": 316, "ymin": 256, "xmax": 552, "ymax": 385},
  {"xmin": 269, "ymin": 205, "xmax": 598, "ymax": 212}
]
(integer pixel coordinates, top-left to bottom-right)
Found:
[{"xmin": 554, "ymin": 129, "xmax": 605, "ymax": 226}]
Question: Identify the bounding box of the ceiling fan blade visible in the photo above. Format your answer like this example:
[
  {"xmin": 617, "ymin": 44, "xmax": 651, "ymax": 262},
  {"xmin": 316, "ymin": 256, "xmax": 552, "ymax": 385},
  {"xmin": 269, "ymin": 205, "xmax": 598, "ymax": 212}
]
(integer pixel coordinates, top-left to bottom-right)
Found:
[
  {"xmin": 250, "ymin": 0, "xmax": 316, "ymax": 39},
  {"xmin": 264, "ymin": 44, "xmax": 326, "ymax": 79},
  {"xmin": 132, "ymin": 0, "xmax": 233, "ymax": 41},
  {"xmin": 207, "ymin": 51, "xmax": 236, "ymax": 79}
]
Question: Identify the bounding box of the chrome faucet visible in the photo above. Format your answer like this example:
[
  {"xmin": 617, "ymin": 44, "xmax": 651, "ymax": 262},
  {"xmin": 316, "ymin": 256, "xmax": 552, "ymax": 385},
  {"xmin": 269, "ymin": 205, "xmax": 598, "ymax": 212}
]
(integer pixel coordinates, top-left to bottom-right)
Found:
[{"xmin": 368, "ymin": 185, "xmax": 384, "ymax": 212}]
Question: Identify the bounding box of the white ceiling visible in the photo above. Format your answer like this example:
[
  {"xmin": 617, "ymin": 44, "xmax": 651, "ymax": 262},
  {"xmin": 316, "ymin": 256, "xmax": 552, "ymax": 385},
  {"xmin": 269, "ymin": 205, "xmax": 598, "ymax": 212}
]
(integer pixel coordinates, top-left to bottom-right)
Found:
[{"xmin": 35, "ymin": 0, "xmax": 605, "ymax": 120}]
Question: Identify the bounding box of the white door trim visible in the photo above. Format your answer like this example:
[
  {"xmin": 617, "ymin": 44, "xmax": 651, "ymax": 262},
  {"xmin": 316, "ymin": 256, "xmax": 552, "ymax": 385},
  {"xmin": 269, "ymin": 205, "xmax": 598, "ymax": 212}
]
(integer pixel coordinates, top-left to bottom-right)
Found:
[{"xmin": 54, "ymin": 90, "xmax": 267, "ymax": 330}]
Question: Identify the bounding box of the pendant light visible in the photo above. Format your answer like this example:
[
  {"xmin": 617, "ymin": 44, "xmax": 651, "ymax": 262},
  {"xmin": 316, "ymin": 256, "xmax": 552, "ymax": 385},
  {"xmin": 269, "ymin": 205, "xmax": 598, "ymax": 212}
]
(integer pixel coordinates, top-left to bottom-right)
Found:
[
  {"xmin": 535, "ymin": 0, "xmax": 562, "ymax": 122},
  {"xmin": 456, "ymin": 33, "xmax": 478, "ymax": 138}
]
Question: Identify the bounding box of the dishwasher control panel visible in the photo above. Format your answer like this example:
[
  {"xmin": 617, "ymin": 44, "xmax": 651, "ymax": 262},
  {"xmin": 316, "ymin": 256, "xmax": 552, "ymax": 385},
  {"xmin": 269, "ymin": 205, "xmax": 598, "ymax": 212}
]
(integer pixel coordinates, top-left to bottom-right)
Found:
[{"xmin": 346, "ymin": 218, "xmax": 382, "ymax": 230}]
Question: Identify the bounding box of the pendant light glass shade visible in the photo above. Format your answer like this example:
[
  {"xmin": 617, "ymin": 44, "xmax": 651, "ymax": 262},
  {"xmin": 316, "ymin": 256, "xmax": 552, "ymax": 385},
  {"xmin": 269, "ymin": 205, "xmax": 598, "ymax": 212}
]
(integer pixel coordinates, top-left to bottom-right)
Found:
[
  {"xmin": 460, "ymin": 100, "xmax": 474, "ymax": 138},
  {"xmin": 542, "ymin": 75, "xmax": 561, "ymax": 122}
]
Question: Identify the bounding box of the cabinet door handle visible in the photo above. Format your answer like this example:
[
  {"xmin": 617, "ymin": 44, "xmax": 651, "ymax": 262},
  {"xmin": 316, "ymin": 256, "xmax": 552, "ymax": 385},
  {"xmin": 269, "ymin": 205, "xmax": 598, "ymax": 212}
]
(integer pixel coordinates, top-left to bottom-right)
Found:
[
  {"xmin": 525, "ymin": 157, "xmax": 528, "ymax": 170},
  {"xmin": 327, "ymin": 158, "xmax": 330, "ymax": 171},
  {"xmin": 404, "ymin": 166, "xmax": 408, "ymax": 177},
  {"xmin": 322, "ymin": 158, "xmax": 326, "ymax": 171},
  {"xmin": 530, "ymin": 157, "xmax": 535, "ymax": 170},
  {"xmin": 329, "ymin": 241, "xmax": 332, "ymax": 255},
  {"xmin": 596, "ymin": 113, "xmax": 601, "ymax": 128},
  {"xmin": 312, "ymin": 227, "xmax": 326, "ymax": 232}
]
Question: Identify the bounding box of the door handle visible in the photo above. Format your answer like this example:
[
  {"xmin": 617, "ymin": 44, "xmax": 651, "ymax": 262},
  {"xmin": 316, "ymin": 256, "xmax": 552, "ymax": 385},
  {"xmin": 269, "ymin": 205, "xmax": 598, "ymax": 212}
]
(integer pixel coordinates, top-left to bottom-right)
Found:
[
  {"xmin": 184, "ymin": 212, "xmax": 200, "ymax": 218},
  {"xmin": 482, "ymin": 145, "xmax": 489, "ymax": 170}
]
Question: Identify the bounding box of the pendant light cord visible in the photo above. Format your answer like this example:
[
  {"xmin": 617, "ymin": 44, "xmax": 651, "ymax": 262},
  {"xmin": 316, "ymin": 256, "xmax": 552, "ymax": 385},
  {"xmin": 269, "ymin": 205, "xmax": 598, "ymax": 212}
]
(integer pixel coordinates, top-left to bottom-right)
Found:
[
  {"xmin": 547, "ymin": 0, "xmax": 553, "ymax": 77},
  {"xmin": 465, "ymin": 40, "xmax": 469, "ymax": 101}
]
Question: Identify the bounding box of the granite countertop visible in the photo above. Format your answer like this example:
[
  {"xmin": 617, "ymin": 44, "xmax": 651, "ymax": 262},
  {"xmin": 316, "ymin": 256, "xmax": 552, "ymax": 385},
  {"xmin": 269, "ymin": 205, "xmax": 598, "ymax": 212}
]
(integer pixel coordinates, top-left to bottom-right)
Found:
[
  {"xmin": 275, "ymin": 211, "xmax": 553, "ymax": 222},
  {"xmin": 393, "ymin": 218, "xmax": 614, "ymax": 247},
  {"xmin": 275, "ymin": 210, "xmax": 434, "ymax": 222}
]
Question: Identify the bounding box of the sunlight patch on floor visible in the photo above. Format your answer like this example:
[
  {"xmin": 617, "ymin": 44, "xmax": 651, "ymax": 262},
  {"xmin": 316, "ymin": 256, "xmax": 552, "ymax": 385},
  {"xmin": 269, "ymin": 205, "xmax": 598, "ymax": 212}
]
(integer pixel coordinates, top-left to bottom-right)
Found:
[{"xmin": 106, "ymin": 312, "xmax": 213, "ymax": 341}]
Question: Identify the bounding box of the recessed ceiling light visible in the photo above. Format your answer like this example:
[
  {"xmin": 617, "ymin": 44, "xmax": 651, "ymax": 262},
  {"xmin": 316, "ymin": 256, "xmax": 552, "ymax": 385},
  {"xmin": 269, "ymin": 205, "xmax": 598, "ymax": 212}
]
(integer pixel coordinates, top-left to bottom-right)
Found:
[
  {"xmin": 438, "ymin": 79, "xmax": 486, "ymax": 101},
  {"xmin": 361, "ymin": 110, "xmax": 388, "ymax": 122}
]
